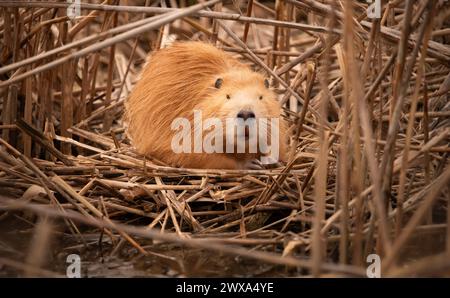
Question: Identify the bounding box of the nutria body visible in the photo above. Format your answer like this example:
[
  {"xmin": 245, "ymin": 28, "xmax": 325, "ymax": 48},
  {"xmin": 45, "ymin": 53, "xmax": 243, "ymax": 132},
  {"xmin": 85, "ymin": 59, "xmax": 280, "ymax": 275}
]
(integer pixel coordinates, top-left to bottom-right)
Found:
[{"xmin": 124, "ymin": 41, "xmax": 287, "ymax": 169}]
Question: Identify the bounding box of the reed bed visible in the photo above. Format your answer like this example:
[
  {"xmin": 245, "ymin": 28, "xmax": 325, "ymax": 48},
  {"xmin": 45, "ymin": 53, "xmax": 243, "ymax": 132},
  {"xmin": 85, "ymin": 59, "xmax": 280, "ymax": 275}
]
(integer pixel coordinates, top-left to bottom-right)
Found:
[{"xmin": 0, "ymin": 0, "xmax": 449, "ymax": 277}]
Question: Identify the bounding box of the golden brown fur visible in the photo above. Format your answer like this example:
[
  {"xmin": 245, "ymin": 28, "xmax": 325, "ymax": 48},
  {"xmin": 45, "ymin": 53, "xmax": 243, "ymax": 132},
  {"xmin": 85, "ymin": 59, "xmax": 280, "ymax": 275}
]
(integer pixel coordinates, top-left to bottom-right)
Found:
[{"xmin": 124, "ymin": 41, "xmax": 287, "ymax": 169}]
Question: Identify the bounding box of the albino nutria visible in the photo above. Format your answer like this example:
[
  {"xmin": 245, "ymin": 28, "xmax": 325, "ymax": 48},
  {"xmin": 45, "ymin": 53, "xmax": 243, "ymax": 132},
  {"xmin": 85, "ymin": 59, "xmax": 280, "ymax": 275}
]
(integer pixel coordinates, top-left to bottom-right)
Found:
[{"xmin": 124, "ymin": 41, "xmax": 287, "ymax": 169}]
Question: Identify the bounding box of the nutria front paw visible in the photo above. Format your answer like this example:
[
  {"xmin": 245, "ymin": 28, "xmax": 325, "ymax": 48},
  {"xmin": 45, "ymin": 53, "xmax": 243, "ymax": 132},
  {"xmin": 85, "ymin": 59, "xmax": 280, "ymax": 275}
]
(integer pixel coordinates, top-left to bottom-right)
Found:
[
  {"xmin": 243, "ymin": 158, "xmax": 284, "ymax": 170},
  {"xmin": 243, "ymin": 159, "xmax": 265, "ymax": 170},
  {"xmin": 260, "ymin": 156, "xmax": 285, "ymax": 169}
]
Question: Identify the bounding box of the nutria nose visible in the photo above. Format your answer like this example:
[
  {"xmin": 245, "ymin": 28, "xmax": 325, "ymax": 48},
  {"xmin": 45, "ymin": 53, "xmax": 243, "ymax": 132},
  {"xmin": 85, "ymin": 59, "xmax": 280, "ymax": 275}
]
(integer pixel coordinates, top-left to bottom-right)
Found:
[{"xmin": 237, "ymin": 110, "xmax": 255, "ymax": 120}]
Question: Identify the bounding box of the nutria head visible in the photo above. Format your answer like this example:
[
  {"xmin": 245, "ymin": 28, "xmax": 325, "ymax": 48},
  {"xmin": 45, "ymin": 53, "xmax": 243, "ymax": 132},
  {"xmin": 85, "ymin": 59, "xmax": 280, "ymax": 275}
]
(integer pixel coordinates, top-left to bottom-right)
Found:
[{"xmin": 193, "ymin": 68, "xmax": 282, "ymax": 156}]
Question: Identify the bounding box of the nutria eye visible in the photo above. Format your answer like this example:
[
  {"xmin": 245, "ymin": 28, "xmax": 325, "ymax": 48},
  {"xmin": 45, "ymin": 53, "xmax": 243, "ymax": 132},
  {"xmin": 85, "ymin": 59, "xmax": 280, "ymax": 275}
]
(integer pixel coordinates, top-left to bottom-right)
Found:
[
  {"xmin": 226, "ymin": 94, "xmax": 231, "ymax": 100},
  {"xmin": 264, "ymin": 79, "xmax": 269, "ymax": 89},
  {"xmin": 215, "ymin": 78, "xmax": 223, "ymax": 89},
  {"xmin": 259, "ymin": 95, "xmax": 263, "ymax": 100}
]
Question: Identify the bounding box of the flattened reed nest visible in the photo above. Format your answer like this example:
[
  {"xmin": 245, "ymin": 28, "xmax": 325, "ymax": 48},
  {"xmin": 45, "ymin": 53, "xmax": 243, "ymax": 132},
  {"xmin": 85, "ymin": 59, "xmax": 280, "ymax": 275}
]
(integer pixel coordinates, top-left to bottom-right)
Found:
[{"xmin": 0, "ymin": 0, "xmax": 449, "ymax": 277}]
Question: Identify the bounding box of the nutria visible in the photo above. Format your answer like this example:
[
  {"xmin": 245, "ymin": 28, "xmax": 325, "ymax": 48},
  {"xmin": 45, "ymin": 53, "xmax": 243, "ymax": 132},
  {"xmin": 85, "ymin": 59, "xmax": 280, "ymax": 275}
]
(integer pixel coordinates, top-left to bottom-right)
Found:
[{"xmin": 124, "ymin": 41, "xmax": 287, "ymax": 169}]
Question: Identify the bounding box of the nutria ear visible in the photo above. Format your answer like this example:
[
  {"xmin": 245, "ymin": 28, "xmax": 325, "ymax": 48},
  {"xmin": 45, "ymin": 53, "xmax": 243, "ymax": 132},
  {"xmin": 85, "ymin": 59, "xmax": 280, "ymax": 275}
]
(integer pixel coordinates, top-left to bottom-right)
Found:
[
  {"xmin": 264, "ymin": 78, "xmax": 270, "ymax": 89},
  {"xmin": 215, "ymin": 78, "xmax": 223, "ymax": 89}
]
